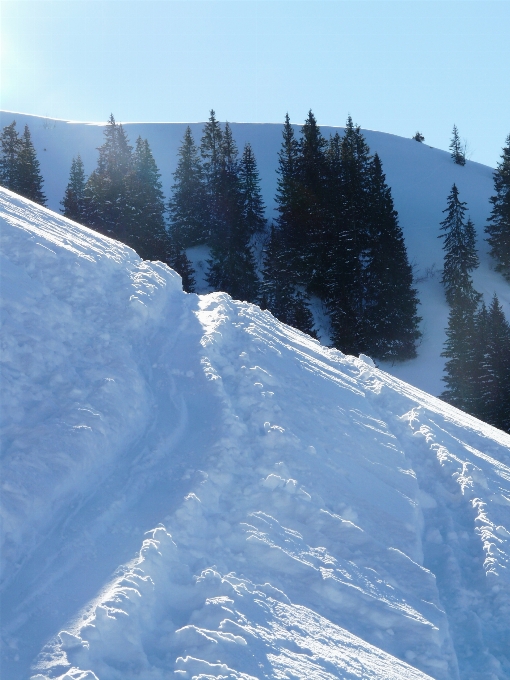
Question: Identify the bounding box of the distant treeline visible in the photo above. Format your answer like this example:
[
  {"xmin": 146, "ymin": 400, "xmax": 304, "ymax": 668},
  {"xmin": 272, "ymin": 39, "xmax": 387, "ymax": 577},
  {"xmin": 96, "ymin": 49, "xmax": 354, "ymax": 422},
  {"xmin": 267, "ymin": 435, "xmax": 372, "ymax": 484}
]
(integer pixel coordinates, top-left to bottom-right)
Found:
[{"xmin": 1, "ymin": 116, "xmax": 509, "ymax": 422}]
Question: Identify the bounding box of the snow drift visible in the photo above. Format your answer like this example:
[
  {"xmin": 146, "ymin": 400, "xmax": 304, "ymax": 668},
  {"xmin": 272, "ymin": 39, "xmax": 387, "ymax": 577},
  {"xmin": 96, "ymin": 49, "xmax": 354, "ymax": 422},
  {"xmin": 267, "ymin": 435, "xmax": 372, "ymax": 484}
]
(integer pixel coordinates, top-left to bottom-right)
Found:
[{"xmin": 1, "ymin": 189, "xmax": 510, "ymax": 680}]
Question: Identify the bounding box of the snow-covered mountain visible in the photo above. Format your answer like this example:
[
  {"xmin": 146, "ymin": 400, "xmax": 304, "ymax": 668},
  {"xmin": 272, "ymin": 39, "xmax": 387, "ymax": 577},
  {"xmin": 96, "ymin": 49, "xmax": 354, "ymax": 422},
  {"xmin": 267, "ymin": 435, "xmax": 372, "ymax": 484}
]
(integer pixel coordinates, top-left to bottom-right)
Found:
[
  {"xmin": 1, "ymin": 110, "xmax": 509, "ymax": 397},
  {"xmin": 1, "ymin": 188, "xmax": 509, "ymax": 680}
]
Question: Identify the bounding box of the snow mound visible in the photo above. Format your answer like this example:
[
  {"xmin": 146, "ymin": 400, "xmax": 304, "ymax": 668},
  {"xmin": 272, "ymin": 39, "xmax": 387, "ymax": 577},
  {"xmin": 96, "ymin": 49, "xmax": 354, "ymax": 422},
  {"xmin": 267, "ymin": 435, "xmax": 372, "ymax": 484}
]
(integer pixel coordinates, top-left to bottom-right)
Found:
[{"xmin": 1, "ymin": 189, "xmax": 510, "ymax": 680}]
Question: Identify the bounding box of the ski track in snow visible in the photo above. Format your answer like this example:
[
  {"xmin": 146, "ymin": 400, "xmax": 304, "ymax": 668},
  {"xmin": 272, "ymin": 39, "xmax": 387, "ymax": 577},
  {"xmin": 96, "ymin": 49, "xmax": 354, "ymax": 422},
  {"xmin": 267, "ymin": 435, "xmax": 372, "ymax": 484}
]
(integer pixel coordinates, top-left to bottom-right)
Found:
[{"xmin": 1, "ymin": 189, "xmax": 510, "ymax": 680}]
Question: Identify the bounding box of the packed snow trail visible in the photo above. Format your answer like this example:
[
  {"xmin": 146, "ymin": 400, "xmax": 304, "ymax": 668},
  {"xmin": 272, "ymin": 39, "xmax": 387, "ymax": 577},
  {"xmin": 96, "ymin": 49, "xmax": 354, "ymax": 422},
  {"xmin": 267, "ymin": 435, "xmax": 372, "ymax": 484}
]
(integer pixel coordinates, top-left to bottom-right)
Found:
[{"xmin": 1, "ymin": 189, "xmax": 510, "ymax": 680}]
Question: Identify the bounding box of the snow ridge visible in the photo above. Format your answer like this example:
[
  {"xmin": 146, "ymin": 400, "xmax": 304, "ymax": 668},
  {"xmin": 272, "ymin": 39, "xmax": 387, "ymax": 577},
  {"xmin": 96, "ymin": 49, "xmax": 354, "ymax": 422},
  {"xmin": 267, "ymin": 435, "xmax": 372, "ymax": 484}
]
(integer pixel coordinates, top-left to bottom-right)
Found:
[{"xmin": 1, "ymin": 189, "xmax": 510, "ymax": 679}]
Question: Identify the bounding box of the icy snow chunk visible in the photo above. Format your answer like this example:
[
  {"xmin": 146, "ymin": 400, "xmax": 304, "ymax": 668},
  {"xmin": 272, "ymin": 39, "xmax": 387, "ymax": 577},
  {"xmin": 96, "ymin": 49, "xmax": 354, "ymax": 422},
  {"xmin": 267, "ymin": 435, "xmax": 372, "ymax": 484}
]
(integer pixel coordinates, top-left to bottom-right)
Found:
[
  {"xmin": 59, "ymin": 630, "xmax": 88, "ymax": 651},
  {"xmin": 262, "ymin": 474, "xmax": 285, "ymax": 490},
  {"xmin": 359, "ymin": 353, "xmax": 375, "ymax": 367}
]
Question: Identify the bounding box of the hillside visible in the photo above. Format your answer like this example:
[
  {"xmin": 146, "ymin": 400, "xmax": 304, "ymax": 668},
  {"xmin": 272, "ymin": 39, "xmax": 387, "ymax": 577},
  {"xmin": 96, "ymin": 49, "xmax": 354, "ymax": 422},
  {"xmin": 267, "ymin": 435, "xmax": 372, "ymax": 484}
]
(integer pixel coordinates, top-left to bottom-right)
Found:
[
  {"xmin": 1, "ymin": 111, "xmax": 509, "ymax": 397},
  {"xmin": 1, "ymin": 189, "xmax": 510, "ymax": 679}
]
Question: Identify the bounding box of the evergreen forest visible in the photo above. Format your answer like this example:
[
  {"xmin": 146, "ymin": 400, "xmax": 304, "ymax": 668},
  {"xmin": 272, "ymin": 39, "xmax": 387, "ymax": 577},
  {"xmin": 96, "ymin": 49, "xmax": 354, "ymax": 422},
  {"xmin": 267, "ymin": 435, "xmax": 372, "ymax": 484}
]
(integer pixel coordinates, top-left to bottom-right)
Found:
[{"xmin": 1, "ymin": 115, "xmax": 509, "ymax": 432}]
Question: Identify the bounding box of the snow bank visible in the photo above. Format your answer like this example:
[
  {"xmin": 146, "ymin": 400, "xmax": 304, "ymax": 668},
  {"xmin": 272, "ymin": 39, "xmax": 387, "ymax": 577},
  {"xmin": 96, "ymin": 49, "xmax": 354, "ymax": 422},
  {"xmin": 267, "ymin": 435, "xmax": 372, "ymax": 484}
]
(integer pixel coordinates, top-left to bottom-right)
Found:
[{"xmin": 1, "ymin": 190, "xmax": 510, "ymax": 679}]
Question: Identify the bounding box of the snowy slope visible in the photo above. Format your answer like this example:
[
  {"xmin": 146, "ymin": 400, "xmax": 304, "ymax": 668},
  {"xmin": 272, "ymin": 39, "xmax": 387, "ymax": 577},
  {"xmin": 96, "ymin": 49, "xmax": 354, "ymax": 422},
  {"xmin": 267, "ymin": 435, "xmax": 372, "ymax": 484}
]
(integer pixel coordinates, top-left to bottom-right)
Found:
[
  {"xmin": 1, "ymin": 189, "xmax": 510, "ymax": 680},
  {"xmin": 1, "ymin": 111, "xmax": 509, "ymax": 397}
]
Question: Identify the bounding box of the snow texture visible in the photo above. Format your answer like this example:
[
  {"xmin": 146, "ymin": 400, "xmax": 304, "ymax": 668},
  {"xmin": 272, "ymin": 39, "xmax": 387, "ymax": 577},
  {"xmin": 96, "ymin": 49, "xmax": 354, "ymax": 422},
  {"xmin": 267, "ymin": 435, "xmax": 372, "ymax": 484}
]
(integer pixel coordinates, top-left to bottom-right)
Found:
[{"xmin": 1, "ymin": 188, "xmax": 510, "ymax": 680}]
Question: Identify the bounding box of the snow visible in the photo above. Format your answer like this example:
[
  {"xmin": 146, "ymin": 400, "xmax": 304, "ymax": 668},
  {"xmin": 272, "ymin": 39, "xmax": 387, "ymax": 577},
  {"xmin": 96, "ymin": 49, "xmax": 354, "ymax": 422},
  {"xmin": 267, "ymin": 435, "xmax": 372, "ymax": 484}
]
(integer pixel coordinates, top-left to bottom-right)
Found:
[
  {"xmin": 2, "ymin": 111, "xmax": 510, "ymax": 397},
  {"xmin": 1, "ymin": 188, "xmax": 510, "ymax": 679}
]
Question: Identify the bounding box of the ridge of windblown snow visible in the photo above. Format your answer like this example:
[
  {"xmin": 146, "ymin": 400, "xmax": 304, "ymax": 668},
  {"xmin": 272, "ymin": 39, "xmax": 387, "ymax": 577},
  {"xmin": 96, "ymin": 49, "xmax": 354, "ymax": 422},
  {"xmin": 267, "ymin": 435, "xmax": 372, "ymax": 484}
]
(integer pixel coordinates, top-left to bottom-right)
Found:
[{"xmin": 1, "ymin": 189, "xmax": 510, "ymax": 680}]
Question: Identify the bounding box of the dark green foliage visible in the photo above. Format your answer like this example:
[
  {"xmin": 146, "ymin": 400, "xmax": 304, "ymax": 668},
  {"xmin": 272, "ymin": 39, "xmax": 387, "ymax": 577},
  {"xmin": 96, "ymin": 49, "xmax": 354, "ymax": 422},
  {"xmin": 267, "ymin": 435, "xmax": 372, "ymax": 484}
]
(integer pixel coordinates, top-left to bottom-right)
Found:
[
  {"xmin": 413, "ymin": 132, "xmax": 425, "ymax": 142},
  {"xmin": 449, "ymin": 124, "xmax": 466, "ymax": 166},
  {"xmin": 481, "ymin": 295, "xmax": 510, "ymax": 432},
  {"xmin": 441, "ymin": 294, "xmax": 479, "ymax": 412},
  {"xmin": 168, "ymin": 126, "xmax": 207, "ymax": 247},
  {"xmin": 485, "ymin": 134, "xmax": 510, "ymax": 280},
  {"xmin": 167, "ymin": 238, "xmax": 196, "ymax": 293},
  {"xmin": 206, "ymin": 123, "xmax": 259, "ymax": 302},
  {"xmin": 275, "ymin": 113, "xmax": 301, "ymax": 253},
  {"xmin": 61, "ymin": 155, "xmax": 86, "ymax": 222},
  {"xmin": 200, "ymin": 110, "xmax": 224, "ymax": 238},
  {"xmin": 0, "ymin": 122, "xmax": 46, "ymax": 205},
  {"xmin": 363, "ymin": 154, "xmax": 421, "ymax": 361},
  {"xmin": 239, "ymin": 142, "xmax": 266, "ymax": 237},
  {"xmin": 439, "ymin": 184, "xmax": 480, "ymax": 306},
  {"xmin": 0, "ymin": 121, "xmax": 22, "ymax": 191},
  {"xmin": 123, "ymin": 136, "xmax": 168, "ymax": 261},
  {"xmin": 84, "ymin": 114, "xmax": 132, "ymax": 236},
  {"xmin": 261, "ymin": 225, "xmax": 315, "ymax": 335}
]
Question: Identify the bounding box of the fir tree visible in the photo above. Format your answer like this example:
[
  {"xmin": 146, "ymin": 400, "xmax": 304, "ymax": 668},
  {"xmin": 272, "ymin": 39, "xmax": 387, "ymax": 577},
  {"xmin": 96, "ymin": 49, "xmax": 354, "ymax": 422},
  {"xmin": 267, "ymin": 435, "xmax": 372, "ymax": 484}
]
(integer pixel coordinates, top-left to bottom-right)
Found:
[
  {"xmin": 84, "ymin": 114, "xmax": 132, "ymax": 236},
  {"xmin": 364, "ymin": 153, "xmax": 421, "ymax": 361},
  {"xmin": 16, "ymin": 125, "xmax": 46, "ymax": 205},
  {"xmin": 123, "ymin": 136, "xmax": 168, "ymax": 261},
  {"xmin": 200, "ymin": 110, "xmax": 223, "ymax": 239},
  {"xmin": 239, "ymin": 142, "xmax": 266, "ymax": 237},
  {"xmin": 413, "ymin": 132, "xmax": 425, "ymax": 142},
  {"xmin": 439, "ymin": 184, "xmax": 480, "ymax": 306},
  {"xmin": 485, "ymin": 134, "xmax": 510, "ymax": 280},
  {"xmin": 61, "ymin": 155, "xmax": 86, "ymax": 222},
  {"xmin": 168, "ymin": 126, "xmax": 207, "ymax": 248},
  {"xmin": 0, "ymin": 121, "xmax": 22, "ymax": 191},
  {"xmin": 449, "ymin": 124, "xmax": 466, "ymax": 166},
  {"xmin": 167, "ymin": 237, "xmax": 196, "ymax": 293},
  {"xmin": 326, "ymin": 117, "xmax": 371, "ymax": 354},
  {"xmin": 479, "ymin": 294, "xmax": 510, "ymax": 432},
  {"xmin": 260, "ymin": 224, "xmax": 315, "ymax": 335},
  {"xmin": 206, "ymin": 123, "xmax": 259, "ymax": 302},
  {"xmin": 441, "ymin": 294, "xmax": 479, "ymax": 411},
  {"xmin": 275, "ymin": 113, "xmax": 301, "ymax": 255}
]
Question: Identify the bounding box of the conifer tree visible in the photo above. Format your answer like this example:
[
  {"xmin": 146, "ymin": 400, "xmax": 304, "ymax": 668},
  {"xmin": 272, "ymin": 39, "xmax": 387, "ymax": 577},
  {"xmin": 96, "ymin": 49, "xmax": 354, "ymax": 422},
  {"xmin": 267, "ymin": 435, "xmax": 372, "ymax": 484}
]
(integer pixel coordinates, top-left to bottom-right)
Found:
[
  {"xmin": 239, "ymin": 142, "xmax": 266, "ymax": 237},
  {"xmin": 326, "ymin": 117, "xmax": 371, "ymax": 354},
  {"xmin": 200, "ymin": 110, "xmax": 223, "ymax": 238},
  {"xmin": 441, "ymin": 294, "xmax": 479, "ymax": 411},
  {"xmin": 261, "ymin": 224, "xmax": 315, "ymax": 335},
  {"xmin": 84, "ymin": 114, "xmax": 132, "ymax": 236},
  {"xmin": 167, "ymin": 237, "xmax": 196, "ymax": 293},
  {"xmin": 439, "ymin": 184, "xmax": 480, "ymax": 306},
  {"xmin": 413, "ymin": 132, "xmax": 425, "ymax": 142},
  {"xmin": 485, "ymin": 134, "xmax": 510, "ymax": 280},
  {"xmin": 206, "ymin": 123, "xmax": 259, "ymax": 302},
  {"xmin": 479, "ymin": 294, "xmax": 510, "ymax": 432},
  {"xmin": 123, "ymin": 136, "xmax": 168, "ymax": 261},
  {"xmin": 449, "ymin": 124, "xmax": 466, "ymax": 166},
  {"xmin": 0, "ymin": 121, "xmax": 22, "ymax": 191},
  {"xmin": 16, "ymin": 125, "xmax": 46, "ymax": 205},
  {"xmin": 364, "ymin": 153, "xmax": 421, "ymax": 360},
  {"xmin": 61, "ymin": 155, "xmax": 86, "ymax": 222},
  {"xmin": 168, "ymin": 126, "xmax": 207, "ymax": 247},
  {"xmin": 275, "ymin": 113, "xmax": 301, "ymax": 255}
]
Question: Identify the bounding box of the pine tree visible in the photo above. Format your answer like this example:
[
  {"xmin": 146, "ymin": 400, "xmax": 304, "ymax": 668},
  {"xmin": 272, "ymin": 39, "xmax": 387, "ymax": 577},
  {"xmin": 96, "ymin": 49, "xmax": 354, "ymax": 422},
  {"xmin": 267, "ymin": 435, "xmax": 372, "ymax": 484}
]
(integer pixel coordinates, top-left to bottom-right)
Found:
[
  {"xmin": 15, "ymin": 125, "xmax": 46, "ymax": 205},
  {"xmin": 123, "ymin": 136, "xmax": 168, "ymax": 261},
  {"xmin": 441, "ymin": 294, "xmax": 479, "ymax": 411},
  {"xmin": 166, "ymin": 237, "xmax": 196, "ymax": 293},
  {"xmin": 206, "ymin": 123, "xmax": 259, "ymax": 302},
  {"xmin": 261, "ymin": 225, "xmax": 315, "ymax": 335},
  {"xmin": 61, "ymin": 155, "xmax": 86, "ymax": 222},
  {"xmin": 439, "ymin": 184, "xmax": 480, "ymax": 306},
  {"xmin": 200, "ymin": 110, "xmax": 223, "ymax": 239},
  {"xmin": 84, "ymin": 114, "xmax": 132, "ymax": 237},
  {"xmin": 479, "ymin": 294, "xmax": 510, "ymax": 432},
  {"xmin": 326, "ymin": 117, "xmax": 371, "ymax": 355},
  {"xmin": 413, "ymin": 132, "xmax": 425, "ymax": 142},
  {"xmin": 168, "ymin": 126, "xmax": 207, "ymax": 248},
  {"xmin": 449, "ymin": 124, "xmax": 466, "ymax": 166},
  {"xmin": 363, "ymin": 153, "xmax": 421, "ymax": 361},
  {"xmin": 0, "ymin": 121, "xmax": 22, "ymax": 191},
  {"xmin": 275, "ymin": 113, "xmax": 301, "ymax": 256},
  {"xmin": 485, "ymin": 134, "xmax": 510, "ymax": 280},
  {"xmin": 239, "ymin": 142, "xmax": 266, "ymax": 237}
]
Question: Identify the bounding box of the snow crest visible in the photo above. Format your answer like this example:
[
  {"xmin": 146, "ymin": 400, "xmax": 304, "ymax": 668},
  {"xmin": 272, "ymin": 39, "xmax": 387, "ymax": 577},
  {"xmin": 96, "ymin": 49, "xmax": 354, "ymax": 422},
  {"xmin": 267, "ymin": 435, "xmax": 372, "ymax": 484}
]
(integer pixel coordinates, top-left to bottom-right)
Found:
[{"xmin": 1, "ymin": 189, "xmax": 510, "ymax": 679}]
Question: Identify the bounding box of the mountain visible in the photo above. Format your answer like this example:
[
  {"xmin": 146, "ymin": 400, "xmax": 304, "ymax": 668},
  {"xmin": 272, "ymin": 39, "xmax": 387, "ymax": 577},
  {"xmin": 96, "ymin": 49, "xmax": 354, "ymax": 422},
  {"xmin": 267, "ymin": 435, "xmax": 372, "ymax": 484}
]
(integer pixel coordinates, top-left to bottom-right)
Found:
[
  {"xmin": 1, "ymin": 188, "xmax": 509, "ymax": 680},
  {"xmin": 1, "ymin": 111, "xmax": 509, "ymax": 398}
]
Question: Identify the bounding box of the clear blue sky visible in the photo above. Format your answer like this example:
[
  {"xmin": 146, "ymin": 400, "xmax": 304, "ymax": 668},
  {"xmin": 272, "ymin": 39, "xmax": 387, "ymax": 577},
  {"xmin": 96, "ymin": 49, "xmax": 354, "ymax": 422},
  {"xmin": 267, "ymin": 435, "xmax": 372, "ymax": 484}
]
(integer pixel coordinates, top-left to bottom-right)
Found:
[{"xmin": 1, "ymin": 1, "xmax": 508, "ymax": 167}]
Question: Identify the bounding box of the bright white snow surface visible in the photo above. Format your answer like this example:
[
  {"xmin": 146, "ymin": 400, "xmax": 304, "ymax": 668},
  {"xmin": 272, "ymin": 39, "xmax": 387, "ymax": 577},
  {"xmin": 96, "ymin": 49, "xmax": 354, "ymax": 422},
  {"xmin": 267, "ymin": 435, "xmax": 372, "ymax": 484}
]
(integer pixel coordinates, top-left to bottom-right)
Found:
[
  {"xmin": 1, "ymin": 189, "xmax": 510, "ymax": 680},
  {"xmin": 1, "ymin": 111, "xmax": 509, "ymax": 398}
]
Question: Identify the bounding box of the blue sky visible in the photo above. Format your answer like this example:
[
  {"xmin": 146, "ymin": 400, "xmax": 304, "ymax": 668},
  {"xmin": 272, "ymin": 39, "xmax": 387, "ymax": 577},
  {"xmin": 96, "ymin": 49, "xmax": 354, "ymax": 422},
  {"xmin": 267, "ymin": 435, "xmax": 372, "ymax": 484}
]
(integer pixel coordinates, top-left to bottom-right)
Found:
[{"xmin": 1, "ymin": 1, "xmax": 509, "ymax": 167}]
